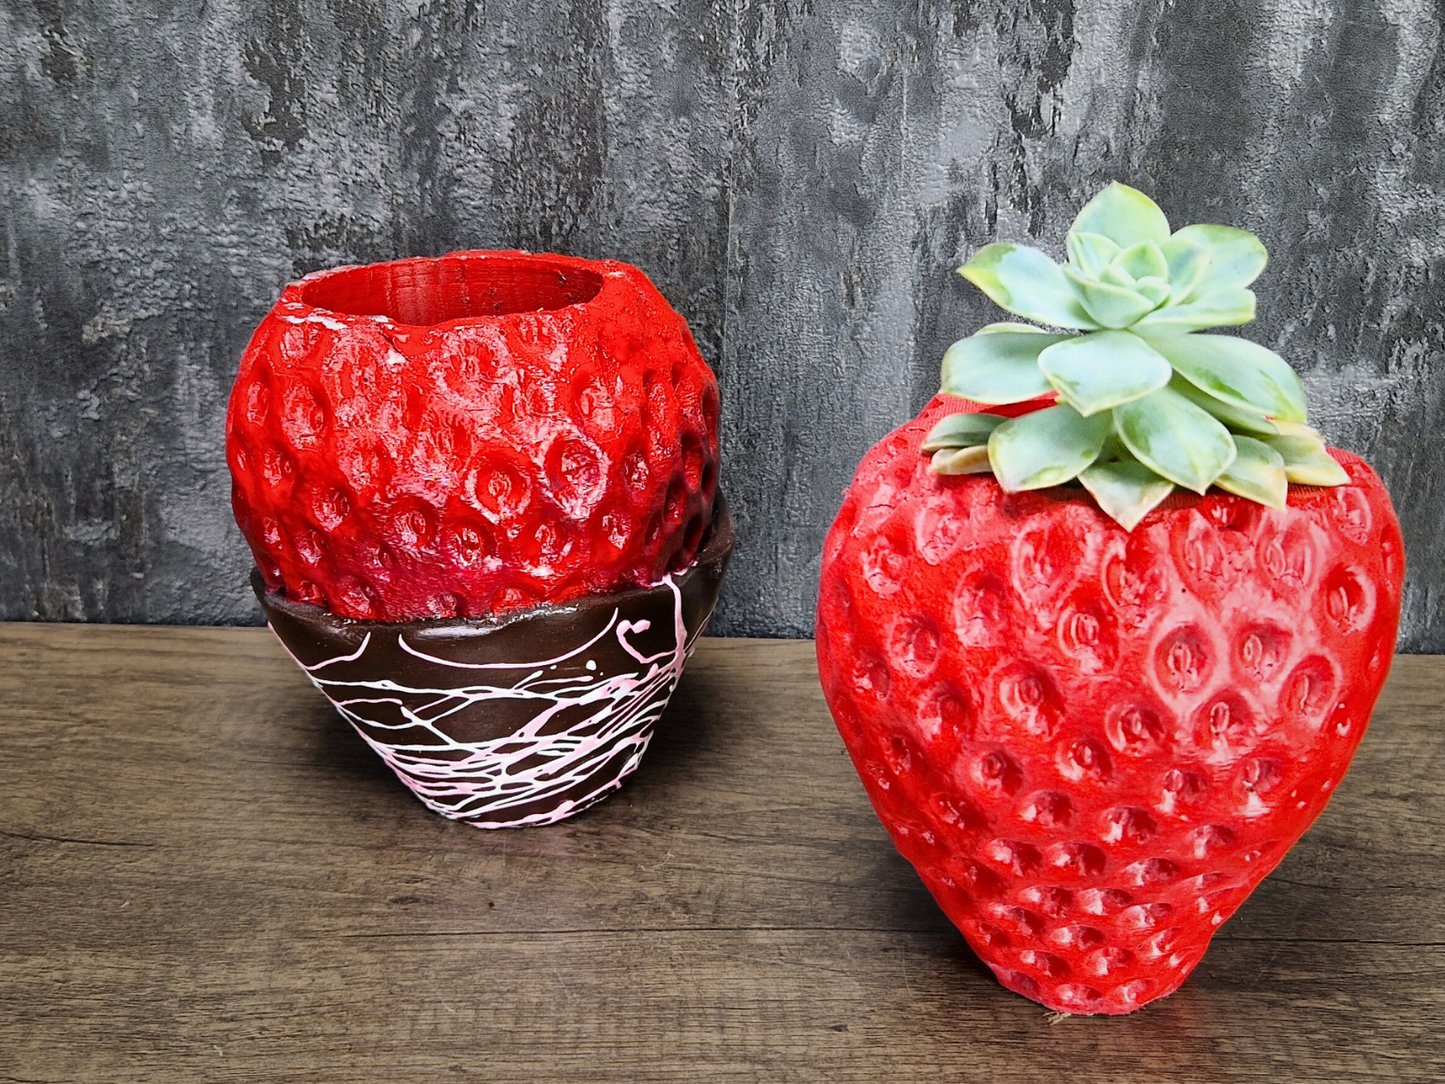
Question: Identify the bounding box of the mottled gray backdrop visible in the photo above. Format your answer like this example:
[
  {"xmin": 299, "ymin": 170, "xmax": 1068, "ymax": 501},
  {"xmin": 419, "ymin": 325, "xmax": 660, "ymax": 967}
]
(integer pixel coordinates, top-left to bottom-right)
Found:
[{"xmin": 2, "ymin": 0, "xmax": 1443, "ymax": 647}]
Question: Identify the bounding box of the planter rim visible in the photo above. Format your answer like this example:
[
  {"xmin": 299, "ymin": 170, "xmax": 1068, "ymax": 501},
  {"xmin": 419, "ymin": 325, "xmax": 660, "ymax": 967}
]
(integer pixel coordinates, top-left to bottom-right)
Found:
[{"xmin": 277, "ymin": 250, "xmax": 635, "ymax": 333}]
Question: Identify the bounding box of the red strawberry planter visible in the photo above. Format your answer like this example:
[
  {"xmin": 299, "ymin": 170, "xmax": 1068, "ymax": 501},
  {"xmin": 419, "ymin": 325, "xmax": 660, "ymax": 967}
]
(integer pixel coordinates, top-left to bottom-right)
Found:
[
  {"xmin": 227, "ymin": 251, "xmax": 728, "ymax": 827},
  {"xmin": 815, "ymin": 185, "xmax": 1406, "ymax": 1014},
  {"xmin": 817, "ymin": 395, "xmax": 1402, "ymax": 1013}
]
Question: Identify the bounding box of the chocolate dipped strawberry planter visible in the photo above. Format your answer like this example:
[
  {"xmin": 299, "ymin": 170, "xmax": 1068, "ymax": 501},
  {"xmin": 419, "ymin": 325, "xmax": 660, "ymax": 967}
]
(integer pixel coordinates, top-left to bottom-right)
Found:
[
  {"xmin": 816, "ymin": 185, "xmax": 1404, "ymax": 1014},
  {"xmin": 227, "ymin": 251, "xmax": 729, "ymax": 827}
]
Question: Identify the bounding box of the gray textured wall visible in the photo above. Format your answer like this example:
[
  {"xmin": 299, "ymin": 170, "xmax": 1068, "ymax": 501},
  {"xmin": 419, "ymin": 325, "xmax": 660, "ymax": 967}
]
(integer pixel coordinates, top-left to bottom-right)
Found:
[{"xmin": 2, "ymin": 0, "xmax": 1444, "ymax": 649}]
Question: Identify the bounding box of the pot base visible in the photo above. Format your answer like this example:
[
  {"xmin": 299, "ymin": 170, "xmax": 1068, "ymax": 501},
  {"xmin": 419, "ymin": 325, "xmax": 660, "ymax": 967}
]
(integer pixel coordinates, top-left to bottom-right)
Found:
[{"xmin": 258, "ymin": 495, "xmax": 732, "ymax": 828}]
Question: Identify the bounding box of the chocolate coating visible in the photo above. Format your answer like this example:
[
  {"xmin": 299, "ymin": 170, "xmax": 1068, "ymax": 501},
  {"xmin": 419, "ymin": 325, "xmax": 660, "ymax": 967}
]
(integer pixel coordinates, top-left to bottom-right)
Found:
[{"xmin": 258, "ymin": 493, "xmax": 733, "ymax": 828}]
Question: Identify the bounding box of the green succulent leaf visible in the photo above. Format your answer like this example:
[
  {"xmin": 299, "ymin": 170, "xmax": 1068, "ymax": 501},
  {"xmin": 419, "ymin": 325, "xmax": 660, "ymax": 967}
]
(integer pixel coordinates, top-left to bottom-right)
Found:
[
  {"xmin": 1160, "ymin": 236, "xmax": 1210, "ymax": 300},
  {"xmin": 922, "ymin": 411, "xmax": 1008, "ymax": 451},
  {"xmin": 1037, "ymin": 330, "xmax": 1172, "ymax": 416},
  {"xmin": 976, "ymin": 321, "xmax": 1052, "ymax": 335},
  {"xmin": 988, "ymin": 405, "xmax": 1111, "ymax": 492},
  {"xmin": 1079, "ymin": 458, "xmax": 1176, "ymax": 530},
  {"xmin": 1169, "ymin": 375, "xmax": 1281, "ymax": 437},
  {"xmin": 1098, "ymin": 264, "xmax": 1137, "ymax": 289},
  {"xmin": 1116, "ymin": 241, "xmax": 1170, "ymax": 282},
  {"xmin": 940, "ymin": 332, "xmax": 1064, "ymax": 403},
  {"xmin": 1169, "ymin": 224, "xmax": 1268, "ymax": 296},
  {"xmin": 1114, "ymin": 385, "xmax": 1238, "ymax": 493},
  {"xmin": 1134, "ymin": 277, "xmax": 1172, "ymax": 308},
  {"xmin": 1273, "ymin": 419, "xmax": 1323, "ymax": 440},
  {"xmin": 959, "ymin": 244, "xmax": 1100, "ymax": 329},
  {"xmin": 1266, "ymin": 434, "xmax": 1351, "ymax": 486},
  {"xmin": 1071, "ymin": 182, "xmax": 1172, "ymax": 249},
  {"xmin": 1066, "ymin": 231, "xmax": 1121, "ymax": 277},
  {"xmin": 1215, "ymin": 435, "xmax": 1287, "ymax": 509},
  {"xmin": 1149, "ymin": 333, "xmax": 1307, "ymax": 422},
  {"xmin": 931, "ymin": 445, "xmax": 994, "ymax": 475},
  {"xmin": 1133, "ymin": 288, "xmax": 1256, "ymax": 333},
  {"xmin": 1063, "ymin": 266, "xmax": 1160, "ymax": 328}
]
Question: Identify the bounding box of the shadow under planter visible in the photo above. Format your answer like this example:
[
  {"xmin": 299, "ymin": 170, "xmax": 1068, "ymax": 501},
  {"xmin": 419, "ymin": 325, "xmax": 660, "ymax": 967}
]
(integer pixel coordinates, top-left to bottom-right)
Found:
[{"xmin": 257, "ymin": 494, "xmax": 734, "ymax": 829}]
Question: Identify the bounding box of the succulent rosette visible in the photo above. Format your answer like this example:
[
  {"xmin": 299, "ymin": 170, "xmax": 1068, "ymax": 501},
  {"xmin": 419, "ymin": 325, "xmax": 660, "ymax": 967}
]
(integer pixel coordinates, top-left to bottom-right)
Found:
[{"xmin": 926, "ymin": 182, "xmax": 1348, "ymax": 527}]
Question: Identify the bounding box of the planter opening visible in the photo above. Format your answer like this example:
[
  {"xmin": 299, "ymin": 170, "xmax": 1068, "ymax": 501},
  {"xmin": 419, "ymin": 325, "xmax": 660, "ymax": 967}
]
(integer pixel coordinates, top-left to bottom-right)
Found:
[{"xmin": 298, "ymin": 254, "xmax": 605, "ymax": 327}]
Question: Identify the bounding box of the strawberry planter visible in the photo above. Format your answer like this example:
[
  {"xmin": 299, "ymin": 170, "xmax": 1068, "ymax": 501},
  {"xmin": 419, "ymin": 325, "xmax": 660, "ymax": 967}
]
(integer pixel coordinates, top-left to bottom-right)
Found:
[
  {"xmin": 816, "ymin": 185, "xmax": 1405, "ymax": 1014},
  {"xmin": 227, "ymin": 250, "xmax": 727, "ymax": 827}
]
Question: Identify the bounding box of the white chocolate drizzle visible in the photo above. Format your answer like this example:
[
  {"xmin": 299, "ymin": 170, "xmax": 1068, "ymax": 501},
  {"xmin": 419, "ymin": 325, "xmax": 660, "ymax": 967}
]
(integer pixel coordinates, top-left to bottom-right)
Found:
[{"xmin": 271, "ymin": 575, "xmax": 697, "ymax": 828}]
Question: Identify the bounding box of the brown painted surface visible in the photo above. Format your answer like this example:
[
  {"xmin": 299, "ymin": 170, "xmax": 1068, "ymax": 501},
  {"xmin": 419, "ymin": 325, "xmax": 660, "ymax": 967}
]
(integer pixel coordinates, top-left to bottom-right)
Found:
[
  {"xmin": 257, "ymin": 494, "xmax": 733, "ymax": 824},
  {"xmin": 2, "ymin": 625, "xmax": 1442, "ymax": 1081}
]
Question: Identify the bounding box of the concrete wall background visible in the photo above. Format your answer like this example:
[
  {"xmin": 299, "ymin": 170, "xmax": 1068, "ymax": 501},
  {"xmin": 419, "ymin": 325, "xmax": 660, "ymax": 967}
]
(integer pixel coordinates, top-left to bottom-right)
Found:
[{"xmin": 2, "ymin": 0, "xmax": 1443, "ymax": 648}]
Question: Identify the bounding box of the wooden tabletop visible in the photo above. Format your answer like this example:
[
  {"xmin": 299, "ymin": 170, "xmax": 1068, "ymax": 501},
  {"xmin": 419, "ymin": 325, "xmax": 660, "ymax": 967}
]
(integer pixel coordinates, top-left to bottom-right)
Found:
[{"xmin": 2, "ymin": 624, "xmax": 1442, "ymax": 1083}]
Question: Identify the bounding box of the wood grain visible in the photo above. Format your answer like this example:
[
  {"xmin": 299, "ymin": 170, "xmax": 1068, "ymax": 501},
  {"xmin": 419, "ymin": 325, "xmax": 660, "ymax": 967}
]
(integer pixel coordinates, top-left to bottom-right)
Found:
[{"xmin": 1, "ymin": 625, "xmax": 1442, "ymax": 1082}]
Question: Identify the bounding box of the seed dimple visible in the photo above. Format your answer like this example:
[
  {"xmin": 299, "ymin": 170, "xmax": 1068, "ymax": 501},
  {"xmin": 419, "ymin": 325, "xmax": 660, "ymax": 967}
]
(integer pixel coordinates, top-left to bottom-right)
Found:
[
  {"xmin": 391, "ymin": 504, "xmax": 435, "ymax": 553},
  {"xmin": 1105, "ymin": 704, "xmax": 1164, "ymax": 756},
  {"xmin": 294, "ymin": 529, "xmax": 326, "ymax": 565},
  {"xmin": 310, "ymin": 487, "xmax": 350, "ymax": 531},
  {"xmin": 1058, "ymin": 738, "xmax": 1111, "ymax": 783},
  {"xmin": 1100, "ymin": 807, "xmax": 1158, "ymax": 845},
  {"xmin": 1046, "ymin": 841, "xmax": 1107, "ymax": 879},
  {"xmin": 1018, "ymin": 950, "xmax": 1070, "ymax": 979},
  {"xmin": 916, "ymin": 683, "xmax": 970, "ymax": 742},
  {"xmin": 1199, "ymin": 692, "xmax": 1270, "ymax": 753},
  {"xmin": 981, "ymin": 839, "xmax": 1042, "ymax": 876},
  {"xmin": 245, "ymin": 378, "xmax": 271, "ymax": 426},
  {"xmin": 549, "ymin": 436, "xmax": 607, "ymax": 519},
  {"xmin": 261, "ymin": 447, "xmax": 296, "ymax": 489},
  {"xmin": 1054, "ymin": 983, "xmax": 1104, "ymax": 1008},
  {"xmin": 445, "ymin": 522, "xmax": 491, "ymax": 568},
  {"xmin": 1281, "ymin": 656, "xmax": 1337, "ymax": 729},
  {"xmin": 887, "ymin": 613, "xmax": 942, "ymax": 679},
  {"xmin": 1019, "ymin": 886, "xmax": 1073, "ymax": 918},
  {"xmin": 954, "ymin": 571, "xmax": 1012, "ymax": 646},
  {"xmin": 988, "ymin": 904, "xmax": 1043, "ymax": 937},
  {"xmin": 1049, "ymin": 925, "xmax": 1105, "ymax": 951},
  {"xmin": 883, "ymin": 733, "xmax": 914, "ymax": 776},
  {"xmin": 1330, "ymin": 485, "xmax": 1373, "ymax": 544},
  {"xmin": 293, "ymin": 579, "xmax": 323, "ymax": 605},
  {"xmin": 1189, "ymin": 824, "xmax": 1236, "ymax": 859},
  {"xmin": 1240, "ymin": 758, "xmax": 1285, "ymax": 797},
  {"xmin": 1123, "ymin": 857, "xmax": 1180, "ymax": 887},
  {"xmin": 280, "ymin": 382, "xmax": 329, "ymax": 447},
  {"xmin": 861, "ymin": 536, "xmax": 907, "ymax": 598},
  {"xmin": 995, "ymin": 663, "xmax": 1062, "ymax": 738},
  {"xmin": 1088, "ymin": 946, "xmax": 1135, "ymax": 977},
  {"xmin": 1116, "ymin": 978, "xmax": 1156, "ymax": 1004},
  {"xmin": 1120, "ymin": 902, "xmax": 1174, "ymax": 931},
  {"xmin": 1019, "ymin": 791, "xmax": 1073, "ymax": 829},
  {"xmin": 1160, "ymin": 768, "xmax": 1208, "ymax": 810},
  {"xmin": 1078, "ymin": 887, "xmax": 1132, "ymax": 916},
  {"xmin": 1154, "ymin": 626, "xmax": 1212, "ymax": 696},
  {"xmin": 1236, "ymin": 623, "xmax": 1289, "ymax": 683},
  {"xmin": 1323, "ymin": 564, "xmax": 1374, "ymax": 632},
  {"xmin": 623, "ymin": 452, "xmax": 650, "ymax": 494},
  {"xmin": 973, "ymin": 750, "xmax": 1023, "ymax": 796},
  {"xmin": 1142, "ymin": 926, "xmax": 1183, "ymax": 958},
  {"xmin": 1261, "ymin": 524, "xmax": 1316, "ymax": 591}
]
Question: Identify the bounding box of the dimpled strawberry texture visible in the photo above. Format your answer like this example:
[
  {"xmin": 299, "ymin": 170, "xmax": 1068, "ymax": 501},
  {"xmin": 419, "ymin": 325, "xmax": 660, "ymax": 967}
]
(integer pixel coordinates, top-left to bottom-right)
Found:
[
  {"xmin": 816, "ymin": 394, "xmax": 1404, "ymax": 1015},
  {"xmin": 228, "ymin": 259, "xmax": 719, "ymax": 621}
]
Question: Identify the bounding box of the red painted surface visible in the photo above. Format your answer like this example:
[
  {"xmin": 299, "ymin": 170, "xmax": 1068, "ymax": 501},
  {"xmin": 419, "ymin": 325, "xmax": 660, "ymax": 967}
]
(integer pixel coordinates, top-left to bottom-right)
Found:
[
  {"xmin": 227, "ymin": 251, "xmax": 719, "ymax": 621},
  {"xmin": 815, "ymin": 394, "xmax": 1404, "ymax": 1015}
]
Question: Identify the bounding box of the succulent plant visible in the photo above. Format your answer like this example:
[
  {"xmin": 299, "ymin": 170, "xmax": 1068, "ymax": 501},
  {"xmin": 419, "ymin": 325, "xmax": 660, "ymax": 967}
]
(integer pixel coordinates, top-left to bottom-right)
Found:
[{"xmin": 927, "ymin": 182, "xmax": 1348, "ymax": 529}]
